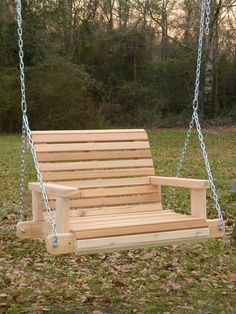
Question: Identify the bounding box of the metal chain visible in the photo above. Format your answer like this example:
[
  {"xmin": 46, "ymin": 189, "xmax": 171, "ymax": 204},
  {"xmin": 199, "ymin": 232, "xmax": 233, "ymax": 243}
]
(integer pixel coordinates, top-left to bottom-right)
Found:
[
  {"xmin": 205, "ymin": 0, "xmax": 211, "ymax": 36},
  {"xmin": 166, "ymin": 114, "xmax": 194, "ymax": 210},
  {"xmin": 15, "ymin": 0, "xmax": 58, "ymax": 247},
  {"xmin": 193, "ymin": 0, "xmax": 207, "ymax": 111},
  {"xmin": 19, "ymin": 121, "xmax": 26, "ymax": 222},
  {"xmin": 166, "ymin": 0, "xmax": 224, "ymax": 229},
  {"xmin": 193, "ymin": 110, "xmax": 224, "ymax": 229},
  {"xmin": 166, "ymin": 0, "xmax": 206, "ymax": 209},
  {"xmin": 22, "ymin": 114, "xmax": 59, "ymax": 242}
]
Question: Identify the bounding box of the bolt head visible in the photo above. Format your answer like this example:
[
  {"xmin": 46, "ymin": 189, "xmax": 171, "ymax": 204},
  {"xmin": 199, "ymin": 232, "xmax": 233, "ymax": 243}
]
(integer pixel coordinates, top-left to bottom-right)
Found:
[{"xmin": 52, "ymin": 240, "xmax": 58, "ymax": 248}]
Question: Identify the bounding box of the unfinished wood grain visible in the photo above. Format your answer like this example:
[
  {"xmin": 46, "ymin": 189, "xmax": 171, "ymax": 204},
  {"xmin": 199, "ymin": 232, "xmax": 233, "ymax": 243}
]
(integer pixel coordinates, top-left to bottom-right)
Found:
[
  {"xmin": 29, "ymin": 182, "xmax": 79, "ymax": 197},
  {"xmin": 76, "ymin": 202, "xmax": 163, "ymax": 216},
  {"xmin": 69, "ymin": 209, "xmax": 181, "ymax": 223},
  {"xmin": 56, "ymin": 197, "xmax": 70, "ymax": 233},
  {"xmin": 32, "ymin": 129, "xmax": 145, "ymax": 135},
  {"xmin": 50, "ymin": 193, "xmax": 161, "ymax": 209},
  {"xmin": 57, "ymin": 177, "xmax": 151, "ymax": 189},
  {"xmin": 38, "ymin": 150, "xmax": 152, "ymax": 162},
  {"xmin": 72, "ymin": 218, "xmax": 208, "ymax": 239},
  {"xmin": 42, "ymin": 202, "xmax": 163, "ymax": 219},
  {"xmin": 33, "ymin": 132, "xmax": 148, "ymax": 143},
  {"xmin": 35, "ymin": 141, "xmax": 150, "ymax": 153},
  {"xmin": 40, "ymin": 158, "xmax": 153, "ymax": 171},
  {"xmin": 17, "ymin": 220, "xmax": 49, "ymax": 239},
  {"xmin": 76, "ymin": 185, "xmax": 158, "ymax": 198},
  {"xmin": 43, "ymin": 168, "xmax": 155, "ymax": 181},
  {"xmin": 76, "ymin": 228, "xmax": 209, "ymax": 255},
  {"xmin": 207, "ymin": 219, "xmax": 225, "ymax": 238},
  {"xmin": 150, "ymin": 176, "xmax": 210, "ymax": 189},
  {"xmin": 70, "ymin": 212, "xmax": 201, "ymax": 228},
  {"xmin": 191, "ymin": 189, "xmax": 207, "ymax": 218},
  {"xmin": 46, "ymin": 233, "xmax": 75, "ymax": 255},
  {"xmin": 32, "ymin": 191, "xmax": 44, "ymax": 221}
]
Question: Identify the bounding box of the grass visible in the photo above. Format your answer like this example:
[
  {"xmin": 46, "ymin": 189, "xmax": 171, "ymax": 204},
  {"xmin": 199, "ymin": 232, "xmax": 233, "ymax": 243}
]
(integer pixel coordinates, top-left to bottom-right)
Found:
[{"xmin": 0, "ymin": 128, "xmax": 236, "ymax": 313}]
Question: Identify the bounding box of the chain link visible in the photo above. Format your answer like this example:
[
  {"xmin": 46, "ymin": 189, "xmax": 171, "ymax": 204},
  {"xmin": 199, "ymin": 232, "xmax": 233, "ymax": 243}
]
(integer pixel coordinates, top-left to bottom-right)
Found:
[
  {"xmin": 205, "ymin": 0, "xmax": 211, "ymax": 36},
  {"xmin": 15, "ymin": 0, "xmax": 58, "ymax": 247},
  {"xmin": 166, "ymin": 114, "xmax": 194, "ymax": 211},
  {"xmin": 166, "ymin": 0, "xmax": 224, "ymax": 230},
  {"xmin": 193, "ymin": 0, "xmax": 206, "ymax": 110},
  {"xmin": 19, "ymin": 121, "xmax": 26, "ymax": 222}
]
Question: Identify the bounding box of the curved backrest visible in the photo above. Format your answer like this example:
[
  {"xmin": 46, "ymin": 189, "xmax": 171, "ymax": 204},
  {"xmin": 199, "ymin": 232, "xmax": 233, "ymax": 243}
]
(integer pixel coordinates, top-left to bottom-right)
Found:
[{"xmin": 32, "ymin": 130, "xmax": 160, "ymax": 211}]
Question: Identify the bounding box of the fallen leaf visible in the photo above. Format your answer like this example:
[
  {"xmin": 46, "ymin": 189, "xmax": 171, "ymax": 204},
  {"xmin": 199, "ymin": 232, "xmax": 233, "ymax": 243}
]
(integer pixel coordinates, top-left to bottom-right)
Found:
[
  {"xmin": 141, "ymin": 252, "xmax": 156, "ymax": 260},
  {"xmin": 113, "ymin": 279, "xmax": 129, "ymax": 287},
  {"xmin": 228, "ymin": 273, "xmax": 236, "ymax": 282}
]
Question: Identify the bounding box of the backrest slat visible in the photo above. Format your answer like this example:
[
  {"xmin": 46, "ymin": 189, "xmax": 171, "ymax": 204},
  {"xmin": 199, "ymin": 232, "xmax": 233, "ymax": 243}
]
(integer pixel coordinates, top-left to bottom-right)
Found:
[
  {"xmin": 32, "ymin": 129, "xmax": 159, "ymax": 212},
  {"xmin": 37, "ymin": 150, "xmax": 152, "ymax": 162}
]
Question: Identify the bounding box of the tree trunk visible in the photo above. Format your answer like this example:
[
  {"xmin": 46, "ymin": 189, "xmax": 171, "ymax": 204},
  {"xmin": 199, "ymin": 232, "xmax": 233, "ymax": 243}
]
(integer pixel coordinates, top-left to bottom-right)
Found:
[
  {"xmin": 233, "ymin": 223, "xmax": 236, "ymax": 246},
  {"xmin": 64, "ymin": 0, "xmax": 74, "ymax": 57},
  {"xmin": 204, "ymin": 33, "xmax": 214, "ymax": 118},
  {"xmin": 160, "ymin": 4, "xmax": 168, "ymax": 61},
  {"xmin": 183, "ymin": 0, "xmax": 192, "ymax": 45},
  {"xmin": 204, "ymin": 0, "xmax": 221, "ymax": 119}
]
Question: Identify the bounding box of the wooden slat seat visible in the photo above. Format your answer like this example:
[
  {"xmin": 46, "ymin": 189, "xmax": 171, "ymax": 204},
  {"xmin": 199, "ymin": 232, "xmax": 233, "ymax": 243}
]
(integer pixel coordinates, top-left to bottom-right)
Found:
[
  {"xmin": 16, "ymin": 129, "xmax": 225, "ymax": 255},
  {"xmin": 69, "ymin": 210, "xmax": 208, "ymax": 239}
]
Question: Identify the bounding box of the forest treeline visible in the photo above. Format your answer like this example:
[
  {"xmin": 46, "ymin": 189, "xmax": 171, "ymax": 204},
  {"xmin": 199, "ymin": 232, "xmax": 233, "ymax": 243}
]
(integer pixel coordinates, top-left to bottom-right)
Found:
[{"xmin": 0, "ymin": 0, "xmax": 235, "ymax": 132}]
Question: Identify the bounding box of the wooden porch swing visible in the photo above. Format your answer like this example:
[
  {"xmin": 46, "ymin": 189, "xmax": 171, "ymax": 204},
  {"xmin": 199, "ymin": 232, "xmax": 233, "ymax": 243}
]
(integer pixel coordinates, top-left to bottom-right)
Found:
[
  {"xmin": 15, "ymin": 0, "xmax": 225, "ymax": 255},
  {"xmin": 17, "ymin": 129, "xmax": 224, "ymax": 255}
]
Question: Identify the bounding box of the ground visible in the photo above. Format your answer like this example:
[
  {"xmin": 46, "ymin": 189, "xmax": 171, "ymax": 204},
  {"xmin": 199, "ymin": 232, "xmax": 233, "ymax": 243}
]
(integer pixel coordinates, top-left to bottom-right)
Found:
[{"xmin": 0, "ymin": 128, "xmax": 236, "ymax": 314}]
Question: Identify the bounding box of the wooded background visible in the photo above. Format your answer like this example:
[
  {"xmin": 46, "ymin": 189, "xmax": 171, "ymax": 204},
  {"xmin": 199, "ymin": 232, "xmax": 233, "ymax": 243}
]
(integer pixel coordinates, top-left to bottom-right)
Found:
[{"xmin": 0, "ymin": 0, "xmax": 235, "ymax": 132}]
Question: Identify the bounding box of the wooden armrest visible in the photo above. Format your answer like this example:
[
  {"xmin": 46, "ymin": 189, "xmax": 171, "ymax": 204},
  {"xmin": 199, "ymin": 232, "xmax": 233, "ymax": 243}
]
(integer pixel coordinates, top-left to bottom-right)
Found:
[
  {"xmin": 149, "ymin": 176, "xmax": 210, "ymax": 189},
  {"xmin": 28, "ymin": 182, "xmax": 80, "ymax": 198}
]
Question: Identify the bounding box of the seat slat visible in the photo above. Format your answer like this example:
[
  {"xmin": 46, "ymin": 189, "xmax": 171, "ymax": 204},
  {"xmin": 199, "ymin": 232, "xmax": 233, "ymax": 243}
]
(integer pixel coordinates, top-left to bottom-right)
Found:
[
  {"xmin": 37, "ymin": 150, "xmax": 152, "ymax": 162},
  {"xmin": 35, "ymin": 141, "xmax": 150, "ymax": 153},
  {"xmin": 77, "ymin": 202, "xmax": 163, "ymax": 216},
  {"xmin": 43, "ymin": 168, "xmax": 155, "ymax": 181},
  {"xmin": 41, "ymin": 159, "xmax": 153, "ymax": 171},
  {"xmin": 42, "ymin": 202, "xmax": 163, "ymax": 219},
  {"xmin": 72, "ymin": 218, "xmax": 208, "ymax": 239},
  {"xmin": 71, "ymin": 215, "xmax": 200, "ymax": 229},
  {"xmin": 70, "ymin": 210, "xmax": 183, "ymax": 223}
]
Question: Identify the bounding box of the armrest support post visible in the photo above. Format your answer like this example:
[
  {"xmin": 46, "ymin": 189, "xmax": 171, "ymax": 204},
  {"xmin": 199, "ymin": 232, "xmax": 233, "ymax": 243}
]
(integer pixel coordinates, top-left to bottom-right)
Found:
[
  {"xmin": 56, "ymin": 196, "xmax": 70, "ymax": 233},
  {"xmin": 32, "ymin": 191, "xmax": 44, "ymax": 221},
  {"xmin": 191, "ymin": 189, "xmax": 207, "ymax": 219}
]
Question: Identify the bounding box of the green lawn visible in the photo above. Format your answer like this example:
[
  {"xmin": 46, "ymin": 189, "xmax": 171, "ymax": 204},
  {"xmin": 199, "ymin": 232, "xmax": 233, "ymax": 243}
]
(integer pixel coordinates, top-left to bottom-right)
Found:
[{"xmin": 0, "ymin": 128, "xmax": 236, "ymax": 313}]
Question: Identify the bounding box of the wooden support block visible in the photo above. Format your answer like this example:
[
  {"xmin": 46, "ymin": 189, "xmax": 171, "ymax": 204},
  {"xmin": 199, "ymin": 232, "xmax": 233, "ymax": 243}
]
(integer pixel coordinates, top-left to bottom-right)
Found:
[
  {"xmin": 46, "ymin": 233, "xmax": 75, "ymax": 255},
  {"xmin": 207, "ymin": 219, "xmax": 225, "ymax": 238},
  {"xmin": 56, "ymin": 197, "xmax": 70, "ymax": 233},
  {"xmin": 191, "ymin": 189, "xmax": 207, "ymax": 219},
  {"xmin": 32, "ymin": 191, "xmax": 44, "ymax": 221},
  {"xmin": 16, "ymin": 220, "xmax": 49, "ymax": 239},
  {"xmin": 76, "ymin": 228, "xmax": 209, "ymax": 255}
]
